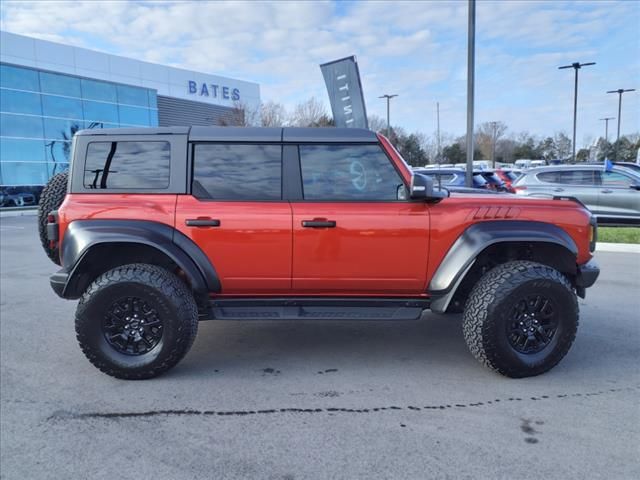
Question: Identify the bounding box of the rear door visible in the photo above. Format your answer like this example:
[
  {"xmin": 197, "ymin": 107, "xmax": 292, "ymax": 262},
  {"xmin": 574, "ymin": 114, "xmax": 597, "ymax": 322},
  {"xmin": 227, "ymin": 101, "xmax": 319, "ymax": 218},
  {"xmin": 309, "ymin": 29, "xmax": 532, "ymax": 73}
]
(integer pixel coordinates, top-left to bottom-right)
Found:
[
  {"xmin": 290, "ymin": 143, "xmax": 430, "ymax": 294},
  {"xmin": 175, "ymin": 142, "xmax": 292, "ymax": 294},
  {"xmin": 596, "ymin": 170, "xmax": 640, "ymax": 219}
]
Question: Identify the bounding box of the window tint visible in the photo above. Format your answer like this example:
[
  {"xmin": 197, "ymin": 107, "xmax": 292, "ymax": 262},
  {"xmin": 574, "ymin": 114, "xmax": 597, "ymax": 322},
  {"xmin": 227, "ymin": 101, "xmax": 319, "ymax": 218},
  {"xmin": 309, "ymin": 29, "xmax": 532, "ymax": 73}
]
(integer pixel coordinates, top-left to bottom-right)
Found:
[
  {"xmin": 193, "ymin": 144, "xmax": 282, "ymax": 200},
  {"xmin": 84, "ymin": 141, "xmax": 170, "ymax": 189},
  {"xmin": 299, "ymin": 145, "xmax": 404, "ymax": 201},
  {"xmin": 602, "ymin": 171, "xmax": 634, "ymax": 187},
  {"xmin": 537, "ymin": 170, "xmax": 595, "ymax": 185}
]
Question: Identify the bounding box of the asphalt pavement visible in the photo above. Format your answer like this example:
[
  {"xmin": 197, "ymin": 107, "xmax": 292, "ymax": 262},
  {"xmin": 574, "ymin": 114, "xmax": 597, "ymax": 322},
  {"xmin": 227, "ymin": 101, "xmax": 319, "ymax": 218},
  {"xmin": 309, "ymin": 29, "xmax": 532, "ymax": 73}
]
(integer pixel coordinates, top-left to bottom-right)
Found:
[{"xmin": 1, "ymin": 214, "xmax": 639, "ymax": 480}]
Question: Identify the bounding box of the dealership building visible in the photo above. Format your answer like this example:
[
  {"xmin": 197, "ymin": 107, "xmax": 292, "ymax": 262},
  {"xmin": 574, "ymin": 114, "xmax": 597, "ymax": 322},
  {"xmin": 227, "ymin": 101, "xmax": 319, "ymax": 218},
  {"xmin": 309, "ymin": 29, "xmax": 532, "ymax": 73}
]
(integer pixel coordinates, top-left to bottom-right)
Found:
[{"xmin": 0, "ymin": 30, "xmax": 260, "ymax": 199}]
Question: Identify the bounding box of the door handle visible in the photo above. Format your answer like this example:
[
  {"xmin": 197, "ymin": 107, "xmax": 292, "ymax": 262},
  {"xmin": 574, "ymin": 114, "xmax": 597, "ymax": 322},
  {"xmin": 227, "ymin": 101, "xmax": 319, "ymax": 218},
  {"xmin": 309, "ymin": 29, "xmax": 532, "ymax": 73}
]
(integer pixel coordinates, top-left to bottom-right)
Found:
[
  {"xmin": 601, "ymin": 189, "xmax": 613, "ymax": 194},
  {"xmin": 185, "ymin": 218, "xmax": 221, "ymax": 227},
  {"xmin": 302, "ymin": 219, "xmax": 336, "ymax": 228},
  {"xmin": 553, "ymin": 188, "xmax": 564, "ymax": 192}
]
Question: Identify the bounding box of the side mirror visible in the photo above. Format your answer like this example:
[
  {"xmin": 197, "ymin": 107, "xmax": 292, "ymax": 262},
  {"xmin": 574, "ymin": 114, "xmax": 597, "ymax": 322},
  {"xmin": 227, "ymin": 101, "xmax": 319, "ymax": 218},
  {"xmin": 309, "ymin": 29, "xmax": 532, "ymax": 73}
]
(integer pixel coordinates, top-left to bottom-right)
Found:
[
  {"xmin": 410, "ymin": 173, "xmax": 448, "ymax": 201},
  {"xmin": 630, "ymin": 184, "xmax": 640, "ymax": 191}
]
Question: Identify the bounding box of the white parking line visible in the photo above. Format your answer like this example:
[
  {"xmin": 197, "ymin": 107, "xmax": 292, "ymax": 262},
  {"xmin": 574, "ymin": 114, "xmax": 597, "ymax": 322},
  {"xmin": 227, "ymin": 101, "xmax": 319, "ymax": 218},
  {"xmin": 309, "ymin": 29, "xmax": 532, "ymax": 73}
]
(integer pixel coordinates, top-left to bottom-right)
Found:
[{"xmin": 0, "ymin": 226, "xmax": 26, "ymax": 231}]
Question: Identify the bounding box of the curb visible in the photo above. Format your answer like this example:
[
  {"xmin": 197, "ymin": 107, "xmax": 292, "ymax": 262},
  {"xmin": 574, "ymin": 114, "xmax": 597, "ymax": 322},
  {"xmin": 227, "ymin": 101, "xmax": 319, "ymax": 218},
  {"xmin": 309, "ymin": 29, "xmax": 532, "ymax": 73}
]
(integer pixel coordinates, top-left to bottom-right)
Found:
[{"xmin": 596, "ymin": 243, "xmax": 640, "ymax": 254}]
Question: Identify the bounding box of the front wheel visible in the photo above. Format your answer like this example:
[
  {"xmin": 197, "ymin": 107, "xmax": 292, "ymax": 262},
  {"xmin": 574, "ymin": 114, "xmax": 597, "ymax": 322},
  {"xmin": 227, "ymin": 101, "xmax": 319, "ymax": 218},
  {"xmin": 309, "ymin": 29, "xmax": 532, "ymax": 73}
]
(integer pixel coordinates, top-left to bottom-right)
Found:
[
  {"xmin": 75, "ymin": 264, "xmax": 198, "ymax": 379},
  {"xmin": 462, "ymin": 261, "xmax": 578, "ymax": 378}
]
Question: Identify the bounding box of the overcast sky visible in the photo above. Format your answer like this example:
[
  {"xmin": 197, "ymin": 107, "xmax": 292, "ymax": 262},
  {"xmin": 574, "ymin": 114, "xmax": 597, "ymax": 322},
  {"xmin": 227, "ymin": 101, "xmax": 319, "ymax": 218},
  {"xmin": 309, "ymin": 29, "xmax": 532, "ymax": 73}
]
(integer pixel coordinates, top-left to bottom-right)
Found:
[{"xmin": 1, "ymin": 0, "xmax": 638, "ymax": 145}]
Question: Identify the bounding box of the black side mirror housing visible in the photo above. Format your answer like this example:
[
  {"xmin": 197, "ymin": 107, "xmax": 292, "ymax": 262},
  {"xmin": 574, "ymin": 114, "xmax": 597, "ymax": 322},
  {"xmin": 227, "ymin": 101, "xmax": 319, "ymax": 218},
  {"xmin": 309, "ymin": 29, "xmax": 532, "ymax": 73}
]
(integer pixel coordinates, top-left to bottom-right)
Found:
[{"xmin": 410, "ymin": 173, "xmax": 449, "ymax": 201}]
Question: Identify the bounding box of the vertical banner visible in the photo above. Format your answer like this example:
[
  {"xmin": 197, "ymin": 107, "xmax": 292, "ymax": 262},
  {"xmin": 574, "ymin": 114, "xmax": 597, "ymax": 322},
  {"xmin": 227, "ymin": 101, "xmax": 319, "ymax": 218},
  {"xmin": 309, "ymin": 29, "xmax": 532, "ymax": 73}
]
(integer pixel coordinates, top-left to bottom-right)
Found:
[{"xmin": 320, "ymin": 56, "xmax": 368, "ymax": 129}]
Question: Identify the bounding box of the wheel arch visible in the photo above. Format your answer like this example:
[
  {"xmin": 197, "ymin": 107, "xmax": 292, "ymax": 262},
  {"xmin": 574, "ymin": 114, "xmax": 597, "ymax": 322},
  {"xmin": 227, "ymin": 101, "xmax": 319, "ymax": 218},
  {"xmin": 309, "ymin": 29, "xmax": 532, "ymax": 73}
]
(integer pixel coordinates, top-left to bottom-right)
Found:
[
  {"xmin": 429, "ymin": 221, "xmax": 578, "ymax": 313},
  {"xmin": 57, "ymin": 220, "xmax": 220, "ymax": 304}
]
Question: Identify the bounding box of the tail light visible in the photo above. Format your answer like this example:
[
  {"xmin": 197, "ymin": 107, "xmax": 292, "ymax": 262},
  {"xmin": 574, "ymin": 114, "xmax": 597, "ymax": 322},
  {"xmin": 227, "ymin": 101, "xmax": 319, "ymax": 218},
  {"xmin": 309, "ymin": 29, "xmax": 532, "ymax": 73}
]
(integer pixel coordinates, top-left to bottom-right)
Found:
[{"xmin": 513, "ymin": 185, "xmax": 527, "ymax": 193}]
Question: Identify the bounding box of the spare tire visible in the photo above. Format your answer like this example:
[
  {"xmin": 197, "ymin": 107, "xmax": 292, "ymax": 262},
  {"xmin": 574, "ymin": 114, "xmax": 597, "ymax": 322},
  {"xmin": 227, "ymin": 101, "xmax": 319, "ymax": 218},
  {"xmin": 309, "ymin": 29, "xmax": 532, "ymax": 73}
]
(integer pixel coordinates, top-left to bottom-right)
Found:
[{"xmin": 38, "ymin": 171, "xmax": 69, "ymax": 265}]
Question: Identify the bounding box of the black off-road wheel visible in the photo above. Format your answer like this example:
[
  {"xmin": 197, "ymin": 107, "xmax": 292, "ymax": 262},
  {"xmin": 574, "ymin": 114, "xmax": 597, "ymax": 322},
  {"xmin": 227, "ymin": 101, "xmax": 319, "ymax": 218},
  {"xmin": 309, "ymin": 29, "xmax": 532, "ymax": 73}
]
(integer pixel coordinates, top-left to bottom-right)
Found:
[
  {"xmin": 37, "ymin": 171, "xmax": 68, "ymax": 265},
  {"xmin": 75, "ymin": 264, "xmax": 198, "ymax": 380},
  {"xmin": 462, "ymin": 261, "xmax": 578, "ymax": 378}
]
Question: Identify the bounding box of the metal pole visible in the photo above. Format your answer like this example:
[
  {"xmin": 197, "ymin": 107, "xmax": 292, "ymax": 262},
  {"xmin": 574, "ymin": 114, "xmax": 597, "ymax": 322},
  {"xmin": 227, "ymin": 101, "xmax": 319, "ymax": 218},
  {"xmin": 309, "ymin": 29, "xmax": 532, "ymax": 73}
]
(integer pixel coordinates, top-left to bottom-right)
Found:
[
  {"xmin": 387, "ymin": 97, "xmax": 391, "ymax": 139},
  {"xmin": 607, "ymin": 88, "xmax": 636, "ymax": 160},
  {"xmin": 616, "ymin": 91, "xmax": 622, "ymax": 143},
  {"xmin": 436, "ymin": 102, "xmax": 441, "ymax": 164},
  {"xmin": 571, "ymin": 67, "xmax": 578, "ymax": 163},
  {"xmin": 378, "ymin": 94, "xmax": 398, "ymax": 140},
  {"xmin": 559, "ymin": 62, "xmax": 595, "ymax": 162},
  {"xmin": 599, "ymin": 117, "xmax": 614, "ymax": 142},
  {"xmin": 465, "ymin": 0, "xmax": 475, "ymax": 187}
]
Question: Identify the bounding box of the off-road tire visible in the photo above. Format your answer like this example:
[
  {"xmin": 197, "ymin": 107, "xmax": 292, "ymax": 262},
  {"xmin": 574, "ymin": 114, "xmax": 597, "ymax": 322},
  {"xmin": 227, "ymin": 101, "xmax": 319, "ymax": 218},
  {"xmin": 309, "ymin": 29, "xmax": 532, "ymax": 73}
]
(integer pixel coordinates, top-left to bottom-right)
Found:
[
  {"xmin": 75, "ymin": 263, "xmax": 198, "ymax": 380},
  {"xmin": 37, "ymin": 171, "xmax": 68, "ymax": 265},
  {"xmin": 462, "ymin": 261, "xmax": 578, "ymax": 378}
]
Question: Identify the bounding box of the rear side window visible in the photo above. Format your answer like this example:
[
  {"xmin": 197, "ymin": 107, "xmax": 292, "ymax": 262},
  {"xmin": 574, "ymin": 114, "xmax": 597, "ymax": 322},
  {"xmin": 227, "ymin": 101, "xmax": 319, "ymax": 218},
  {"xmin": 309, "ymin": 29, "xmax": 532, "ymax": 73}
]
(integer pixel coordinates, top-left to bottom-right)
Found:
[
  {"xmin": 84, "ymin": 141, "xmax": 170, "ymax": 189},
  {"xmin": 537, "ymin": 170, "xmax": 595, "ymax": 185},
  {"xmin": 299, "ymin": 144, "xmax": 404, "ymax": 201},
  {"xmin": 192, "ymin": 144, "xmax": 282, "ymax": 200},
  {"xmin": 601, "ymin": 171, "xmax": 634, "ymax": 187}
]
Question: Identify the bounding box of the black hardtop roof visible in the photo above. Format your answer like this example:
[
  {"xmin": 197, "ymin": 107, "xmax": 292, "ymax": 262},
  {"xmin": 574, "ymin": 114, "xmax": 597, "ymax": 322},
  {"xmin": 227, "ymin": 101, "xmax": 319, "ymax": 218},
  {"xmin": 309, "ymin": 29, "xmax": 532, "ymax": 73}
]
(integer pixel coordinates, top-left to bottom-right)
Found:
[{"xmin": 75, "ymin": 126, "xmax": 378, "ymax": 143}]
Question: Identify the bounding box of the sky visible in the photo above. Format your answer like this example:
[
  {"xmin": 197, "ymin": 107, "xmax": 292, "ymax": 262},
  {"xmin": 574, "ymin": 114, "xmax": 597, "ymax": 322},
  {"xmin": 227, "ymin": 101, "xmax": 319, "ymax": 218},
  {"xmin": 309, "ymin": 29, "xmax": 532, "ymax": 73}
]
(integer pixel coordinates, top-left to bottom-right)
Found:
[{"xmin": 1, "ymin": 0, "xmax": 638, "ymax": 146}]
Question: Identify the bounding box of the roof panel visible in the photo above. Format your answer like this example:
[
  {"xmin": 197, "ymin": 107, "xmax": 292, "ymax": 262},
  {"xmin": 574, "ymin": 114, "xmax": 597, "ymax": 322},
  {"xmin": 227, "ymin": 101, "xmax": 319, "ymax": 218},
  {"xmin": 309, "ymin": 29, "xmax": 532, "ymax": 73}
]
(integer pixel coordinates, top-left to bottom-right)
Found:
[
  {"xmin": 189, "ymin": 126, "xmax": 282, "ymax": 142},
  {"xmin": 75, "ymin": 126, "xmax": 189, "ymax": 136},
  {"xmin": 283, "ymin": 127, "xmax": 377, "ymax": 143}
]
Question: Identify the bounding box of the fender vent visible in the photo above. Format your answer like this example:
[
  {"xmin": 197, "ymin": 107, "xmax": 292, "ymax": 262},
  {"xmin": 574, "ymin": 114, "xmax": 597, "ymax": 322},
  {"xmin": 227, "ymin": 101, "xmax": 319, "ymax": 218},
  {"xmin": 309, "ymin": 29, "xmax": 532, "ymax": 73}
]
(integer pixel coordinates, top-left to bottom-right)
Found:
[{"xmin": 470, "ymin": 206, "xmax": 521, "ymax": 220}]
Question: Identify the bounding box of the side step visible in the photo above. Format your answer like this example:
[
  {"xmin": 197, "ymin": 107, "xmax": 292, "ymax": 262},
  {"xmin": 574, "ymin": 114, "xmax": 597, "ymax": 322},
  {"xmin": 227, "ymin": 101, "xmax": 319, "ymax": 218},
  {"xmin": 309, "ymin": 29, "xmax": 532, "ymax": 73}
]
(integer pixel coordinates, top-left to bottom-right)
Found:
[{"xmin": 204, "ymin": 298, "xmax": 430, "ymax": 321}]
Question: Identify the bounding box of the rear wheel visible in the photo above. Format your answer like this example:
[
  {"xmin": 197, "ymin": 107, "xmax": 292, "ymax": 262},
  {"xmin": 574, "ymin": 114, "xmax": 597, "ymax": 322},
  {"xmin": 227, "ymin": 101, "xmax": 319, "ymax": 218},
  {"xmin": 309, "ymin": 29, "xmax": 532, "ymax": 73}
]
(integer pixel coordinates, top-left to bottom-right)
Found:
[
  {"xmin": 37, "ymin": 171, "xmax": 68, "ymax": 265},
  {"xmin": 75, "ymin": 264, "xmax": 198, "ymax": 379},
  {"xmin": 462, "ymin": 261, "xmax": 578, "ymax": 378}
]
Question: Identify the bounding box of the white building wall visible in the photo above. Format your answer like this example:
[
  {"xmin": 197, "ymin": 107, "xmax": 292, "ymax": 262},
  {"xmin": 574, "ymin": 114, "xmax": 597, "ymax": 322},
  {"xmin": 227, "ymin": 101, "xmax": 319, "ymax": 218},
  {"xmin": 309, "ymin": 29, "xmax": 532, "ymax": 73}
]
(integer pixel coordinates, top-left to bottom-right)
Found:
[{"xmin": 0, "ymin": 31, "xmax": 261, "ymax": 113}]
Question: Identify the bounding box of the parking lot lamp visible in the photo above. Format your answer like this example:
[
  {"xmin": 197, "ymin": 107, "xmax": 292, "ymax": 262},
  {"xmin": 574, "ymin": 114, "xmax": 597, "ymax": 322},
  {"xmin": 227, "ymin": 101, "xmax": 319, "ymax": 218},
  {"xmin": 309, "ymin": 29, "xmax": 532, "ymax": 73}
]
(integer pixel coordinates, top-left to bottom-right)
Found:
[
  {"xmin": 607, "ymin": 89, "xmax": 636, "ymax": 144},
  {"xmin": 558, "ymin": 62, "xmax": 596, "ymax": 163},
  {"xmin": 599, "ymin": 117, "xmax": 615, "ymax": 143},
  {"xmin": 379, "ymin": 94, "xmax": 398, "ymax": 139}
]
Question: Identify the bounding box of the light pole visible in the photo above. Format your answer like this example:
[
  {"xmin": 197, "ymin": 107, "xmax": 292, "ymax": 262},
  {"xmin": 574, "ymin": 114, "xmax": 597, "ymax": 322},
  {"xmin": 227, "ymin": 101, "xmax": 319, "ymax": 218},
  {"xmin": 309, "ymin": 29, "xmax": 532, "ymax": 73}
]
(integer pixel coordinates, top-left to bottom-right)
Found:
[
  {"xmin": 465, "ymin": 0, "xmax": 476, "ymax": 187},
  {"xmin": 599, "ymin": 117, "xmax": 615, "ymax": 143},
  {"xmin": 379, "ymin": 94, "xmax": 398, "ymax": 139},
  {"xmin": 606, "ymin": 88, "xmax": 636, "ymax": 144},
  {"xmin": 558, "ymin": 61, "xmax": 596, "ymax": 162},
  {"xmin": 436, "ymin": 102, "xmax": 441, "ymax": 164}
]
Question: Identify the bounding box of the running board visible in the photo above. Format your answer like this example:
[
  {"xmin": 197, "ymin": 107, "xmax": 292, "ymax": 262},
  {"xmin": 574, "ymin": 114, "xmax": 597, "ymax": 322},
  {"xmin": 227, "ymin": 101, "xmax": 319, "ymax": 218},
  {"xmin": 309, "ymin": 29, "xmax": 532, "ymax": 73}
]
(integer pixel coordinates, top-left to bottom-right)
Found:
[{"xmin": 202, "ymin": 298, "xmax": 430, "ymax": 321}]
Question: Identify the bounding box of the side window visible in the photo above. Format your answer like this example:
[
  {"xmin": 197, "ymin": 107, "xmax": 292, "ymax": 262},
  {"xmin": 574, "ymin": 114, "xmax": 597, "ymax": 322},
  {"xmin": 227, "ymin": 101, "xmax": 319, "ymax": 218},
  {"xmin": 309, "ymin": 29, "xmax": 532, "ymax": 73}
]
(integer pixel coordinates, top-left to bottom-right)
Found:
[
  {"xmin": 299, "ymin": 144, "xmax": 405, "ymax": 201},
  {"xmin": 84, "ymin": 141, "xmax": 170, "ymax": 189},
  {"xmin": 537, "ymin": 172, "xmax": 561, "ymax": 184},
  {"xmin": 193, "ymin": 144, "xmax": 282, "ymax": 200},
  {"xmin": 558, "ymin": 170, "xmax": 595, "ymax": 185},
  {"xmin": 602, "ymin": 171, "xmax": 634, "ymax": 188}
]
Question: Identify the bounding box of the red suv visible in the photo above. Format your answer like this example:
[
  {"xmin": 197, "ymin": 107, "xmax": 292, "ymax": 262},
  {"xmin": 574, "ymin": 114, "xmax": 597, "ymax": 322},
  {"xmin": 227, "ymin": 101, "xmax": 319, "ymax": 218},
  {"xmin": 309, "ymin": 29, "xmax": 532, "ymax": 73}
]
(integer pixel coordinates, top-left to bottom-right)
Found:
[{"xmin": 39, "ymin": 127, "xmax": 599, "ymax": 379}]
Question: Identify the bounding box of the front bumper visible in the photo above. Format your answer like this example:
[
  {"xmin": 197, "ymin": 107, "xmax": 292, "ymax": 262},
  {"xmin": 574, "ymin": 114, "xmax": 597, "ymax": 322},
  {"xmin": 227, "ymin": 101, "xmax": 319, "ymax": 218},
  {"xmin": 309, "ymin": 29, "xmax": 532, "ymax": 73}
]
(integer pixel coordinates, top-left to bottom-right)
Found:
[
  {"xmin": 575, "ymin": 258, "xmax": 600, "ymax": 297},
  {"xmin": 50, "ymin": 270, "xmax": 69, "ymax": 298}
]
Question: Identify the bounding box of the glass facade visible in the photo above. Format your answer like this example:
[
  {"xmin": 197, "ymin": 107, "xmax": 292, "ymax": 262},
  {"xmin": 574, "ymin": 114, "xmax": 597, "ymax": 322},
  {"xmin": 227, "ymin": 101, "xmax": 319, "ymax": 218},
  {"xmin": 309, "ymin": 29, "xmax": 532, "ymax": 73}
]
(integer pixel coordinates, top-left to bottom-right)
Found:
[{"xmin": 0, "ymin": 62, "xmax": 159, "ymax": 206}]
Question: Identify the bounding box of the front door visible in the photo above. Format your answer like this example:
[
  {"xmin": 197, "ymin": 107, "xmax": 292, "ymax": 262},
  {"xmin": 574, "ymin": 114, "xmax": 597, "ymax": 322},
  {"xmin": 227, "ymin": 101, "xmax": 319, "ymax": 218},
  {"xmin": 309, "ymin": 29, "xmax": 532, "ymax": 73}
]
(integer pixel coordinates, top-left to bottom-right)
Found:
[
  {"xmin": 597, "ymin": 170, "xmax": 640, "ymax": 220},
  {"xmin": 175, "ymin": 143, "xmax": 291, "ymax": 294},
  {"xmin": 290, "ymin": 144, "xmax": 430, "ymax": 294}
]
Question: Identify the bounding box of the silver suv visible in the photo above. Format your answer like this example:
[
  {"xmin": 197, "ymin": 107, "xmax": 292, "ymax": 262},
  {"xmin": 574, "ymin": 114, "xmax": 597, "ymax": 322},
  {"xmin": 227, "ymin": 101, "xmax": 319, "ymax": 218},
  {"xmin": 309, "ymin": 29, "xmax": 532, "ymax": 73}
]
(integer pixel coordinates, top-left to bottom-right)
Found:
[{"xmin": 513, "ymin": 165, "xmax": 640, "ymax": 224}]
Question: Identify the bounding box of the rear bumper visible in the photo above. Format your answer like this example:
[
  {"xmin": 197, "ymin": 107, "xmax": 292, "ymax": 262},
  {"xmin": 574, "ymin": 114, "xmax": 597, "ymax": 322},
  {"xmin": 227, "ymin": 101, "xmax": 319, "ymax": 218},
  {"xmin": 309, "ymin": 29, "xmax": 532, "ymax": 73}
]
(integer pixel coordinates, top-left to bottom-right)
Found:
[{"xmin": 576, "ymin": 258, "xmax": 600, "ymax": 289}]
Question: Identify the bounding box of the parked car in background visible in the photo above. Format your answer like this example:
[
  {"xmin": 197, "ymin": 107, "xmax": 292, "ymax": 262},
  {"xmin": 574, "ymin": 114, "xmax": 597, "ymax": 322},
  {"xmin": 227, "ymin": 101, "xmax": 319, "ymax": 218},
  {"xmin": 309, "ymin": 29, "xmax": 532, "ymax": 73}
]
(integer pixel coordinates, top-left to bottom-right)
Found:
[
  {"xmin": 413, "ymin": 168, "xmax": 490, "ymax": 190},
  {"xmin": 0, "ymin": 187, "xmax": 37, "ymax": 207},
  {"xmin": 480, "ymin": 171, "xmax": 511, "ymax": 192},
  {"xmin": 496, "ymin": 168, "xmax": 522, "ymax": 188},
  {"xmin": 513, "ymin": 165, "xmax": 640, "ymax": 224}
]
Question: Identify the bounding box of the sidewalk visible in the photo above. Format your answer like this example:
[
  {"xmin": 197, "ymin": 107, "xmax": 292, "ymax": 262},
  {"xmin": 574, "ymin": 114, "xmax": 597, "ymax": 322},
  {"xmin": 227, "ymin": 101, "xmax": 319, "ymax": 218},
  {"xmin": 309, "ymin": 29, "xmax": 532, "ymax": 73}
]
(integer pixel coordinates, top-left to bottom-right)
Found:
[{"xmin": 596, "ymin": 242, "xmax": 640, "ymax": 254}]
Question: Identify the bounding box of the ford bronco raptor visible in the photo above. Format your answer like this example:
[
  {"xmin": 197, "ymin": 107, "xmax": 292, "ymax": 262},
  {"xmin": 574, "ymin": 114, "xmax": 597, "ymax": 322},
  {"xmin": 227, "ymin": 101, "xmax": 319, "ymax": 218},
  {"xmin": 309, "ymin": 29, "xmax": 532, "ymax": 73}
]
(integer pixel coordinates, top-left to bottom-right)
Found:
[{"xmin": 40, "ymin": 126, "xmax": 599, "ymax": 379}]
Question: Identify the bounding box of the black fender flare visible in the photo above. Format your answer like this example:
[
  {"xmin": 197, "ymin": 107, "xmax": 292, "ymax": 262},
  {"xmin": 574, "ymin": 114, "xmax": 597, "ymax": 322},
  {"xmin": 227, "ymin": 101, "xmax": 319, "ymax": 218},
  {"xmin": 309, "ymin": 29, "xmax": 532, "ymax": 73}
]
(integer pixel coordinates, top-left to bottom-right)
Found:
[
  {"xmin": 428, "ymin": 221, "xmax": 578, "ymax": 313},
  {"xmin": 56, "ymin": 219, "xmax": 220, "ymax": 298}
]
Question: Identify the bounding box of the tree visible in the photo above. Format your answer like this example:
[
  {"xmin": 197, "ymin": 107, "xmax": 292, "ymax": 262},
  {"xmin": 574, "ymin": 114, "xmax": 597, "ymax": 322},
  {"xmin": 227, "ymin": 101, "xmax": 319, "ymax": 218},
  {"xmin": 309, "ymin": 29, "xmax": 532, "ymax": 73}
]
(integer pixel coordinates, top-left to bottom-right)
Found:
[
  {"xmin": 442, "ymin": 143, "xmax": 465, "ymax": 163},
  {"xmin": 554, "ymin": 132, "xmax": 572, "ymax": 161},
  {"xmin": 576, "ymin": 148, "xmax": 590, "ymax": 162},
  {"xmin": 290, "ymin": 97, "xmax": 330, "ymax": 127},
  {"xmin": 367, "ymin": 114, "xmax": 387, "ymax": 134},
  {"xmin": 396, "ymin": 133, "xmax": 427, "ymax": 167},
  {"xmin": 476, "ymin": 121, "xmax": 507, "ymax": 166},
  {"xmin": 513, "ymin": 135, "xmax": 541, "ymax": 160},
  {"xmin": 260, "ymin": 101, "xmax": 287, "ymax": 127}
]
